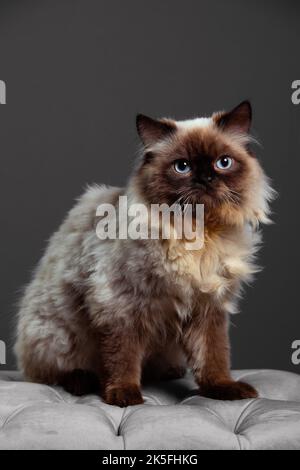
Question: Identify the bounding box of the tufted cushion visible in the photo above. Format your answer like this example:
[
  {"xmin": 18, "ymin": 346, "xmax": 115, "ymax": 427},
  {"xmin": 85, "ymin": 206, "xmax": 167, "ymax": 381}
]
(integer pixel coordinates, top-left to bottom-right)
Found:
[{"xmin": 0, "ymin": 370, "xmax": 300, "ymax": 450}]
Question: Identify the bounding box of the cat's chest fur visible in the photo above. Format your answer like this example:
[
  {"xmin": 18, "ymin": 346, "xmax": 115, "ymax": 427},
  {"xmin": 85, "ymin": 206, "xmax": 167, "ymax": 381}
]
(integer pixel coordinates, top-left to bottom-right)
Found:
[{"xmin": 161, "ymin": 225, "xmax": 257, "ymax": 301}]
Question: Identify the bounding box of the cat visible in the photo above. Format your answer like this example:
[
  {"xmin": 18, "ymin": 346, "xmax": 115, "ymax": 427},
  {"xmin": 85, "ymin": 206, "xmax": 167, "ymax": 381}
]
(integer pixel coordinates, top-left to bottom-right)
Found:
[{"xmin": 15, "ymin": 101, "xmax": 274, "ymax": 406}]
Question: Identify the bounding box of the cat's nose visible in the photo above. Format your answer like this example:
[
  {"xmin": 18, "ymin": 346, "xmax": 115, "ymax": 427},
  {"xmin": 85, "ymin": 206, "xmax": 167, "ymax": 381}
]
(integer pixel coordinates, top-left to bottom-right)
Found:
[{"xmin": 196, "ymin": 174, "xmax": 213, "ymax": 186}]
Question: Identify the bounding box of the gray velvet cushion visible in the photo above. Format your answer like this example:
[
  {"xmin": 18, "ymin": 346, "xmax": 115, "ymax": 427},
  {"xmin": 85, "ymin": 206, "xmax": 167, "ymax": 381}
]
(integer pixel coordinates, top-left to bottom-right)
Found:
[{"xmin": 0, "ymin": 370, "xmax": 300, "ymax": 450}]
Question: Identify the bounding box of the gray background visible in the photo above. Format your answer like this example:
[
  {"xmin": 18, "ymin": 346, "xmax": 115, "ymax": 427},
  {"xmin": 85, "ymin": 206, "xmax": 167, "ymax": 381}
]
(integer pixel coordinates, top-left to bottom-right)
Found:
[{"xmin": 0, "ymin": 0, "xmax": 299, "ymax": 372}]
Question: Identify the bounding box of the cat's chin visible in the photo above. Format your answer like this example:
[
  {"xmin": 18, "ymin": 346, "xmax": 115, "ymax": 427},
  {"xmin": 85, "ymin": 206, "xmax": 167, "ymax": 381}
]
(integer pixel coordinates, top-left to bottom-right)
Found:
[
  {"xmin": 188, "ymin": 187, "xmax": 219, "ymax": 207},
  {"xmin": 191, "ymin": 193, "xmax": 219, "ymax": 210}
]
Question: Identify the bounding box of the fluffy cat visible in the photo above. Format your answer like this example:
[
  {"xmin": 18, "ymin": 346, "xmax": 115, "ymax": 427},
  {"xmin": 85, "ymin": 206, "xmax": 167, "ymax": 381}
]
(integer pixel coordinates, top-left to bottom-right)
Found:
[{"xmin": 15, "ymin": 101, "xmax": 274, "ymax": 406}]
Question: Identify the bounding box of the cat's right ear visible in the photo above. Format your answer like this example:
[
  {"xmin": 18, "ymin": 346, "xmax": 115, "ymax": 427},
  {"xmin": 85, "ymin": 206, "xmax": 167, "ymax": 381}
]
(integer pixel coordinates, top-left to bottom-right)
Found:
[{"xmin": 136, "ymin": 114, "xmax": 176, "ymax": 147}]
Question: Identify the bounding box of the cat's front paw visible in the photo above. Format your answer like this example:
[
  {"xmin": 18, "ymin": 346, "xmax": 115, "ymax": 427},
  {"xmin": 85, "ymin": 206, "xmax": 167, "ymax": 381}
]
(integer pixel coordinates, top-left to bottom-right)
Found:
[
  {"xmin": 199, "ymin": 380, "xmax": 258, "ymax": 401},
  {"xmin": 104, "ymin": 384, "xmax": 144, "ymax": 407}
]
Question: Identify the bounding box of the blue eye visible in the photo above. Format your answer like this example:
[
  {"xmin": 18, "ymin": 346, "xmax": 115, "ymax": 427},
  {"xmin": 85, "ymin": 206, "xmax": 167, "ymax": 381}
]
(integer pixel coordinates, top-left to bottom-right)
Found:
[
  {"xmin": 215, "ymin": 156, "xmax": 233, "ymax": 170},
  {"xmin": 174, "ymin": 159, "xmax": 191, "ymax": 174}
]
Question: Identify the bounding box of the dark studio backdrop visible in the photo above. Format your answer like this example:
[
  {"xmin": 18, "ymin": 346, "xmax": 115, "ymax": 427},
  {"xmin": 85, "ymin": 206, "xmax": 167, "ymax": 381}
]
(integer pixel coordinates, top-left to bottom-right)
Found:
[{"xmin": 0, "ymin": 0, "xmax": 299, "ymax": 372}]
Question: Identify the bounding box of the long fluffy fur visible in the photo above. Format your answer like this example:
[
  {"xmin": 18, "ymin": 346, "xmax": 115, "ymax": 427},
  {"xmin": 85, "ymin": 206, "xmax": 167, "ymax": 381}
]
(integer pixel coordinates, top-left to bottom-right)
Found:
[{"xmin": 15, "ymin": 103, "xmax": 274, "ymax": 405}]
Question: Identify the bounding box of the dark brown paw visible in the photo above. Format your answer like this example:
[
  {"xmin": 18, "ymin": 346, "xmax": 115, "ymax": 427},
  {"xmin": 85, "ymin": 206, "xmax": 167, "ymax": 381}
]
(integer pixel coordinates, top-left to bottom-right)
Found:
[
  {"xmin": 59, "ymin": 369, "xmax": 100, "ymax": 396},
  {"xmin": 199, "ymin": 380, "xmax": 258, "ymax": 401},
  {"xmin": 161, "ymin": 366, "xmax": 186, "ymax": 381},
  {"xmin": 104, "ymin": 384, "xmax": 144, "ymax": 407}
]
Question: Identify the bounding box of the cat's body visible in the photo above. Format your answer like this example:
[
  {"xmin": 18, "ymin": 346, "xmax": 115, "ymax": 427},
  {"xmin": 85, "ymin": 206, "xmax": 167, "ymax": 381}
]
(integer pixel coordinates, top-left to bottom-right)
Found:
[{"xmin": 15, "ymin": 102, "xmax": 274, "ymax": 405}]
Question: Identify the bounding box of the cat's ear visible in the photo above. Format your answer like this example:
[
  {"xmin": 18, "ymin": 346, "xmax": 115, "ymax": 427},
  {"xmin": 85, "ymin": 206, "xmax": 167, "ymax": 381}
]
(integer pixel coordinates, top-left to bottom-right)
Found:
[
  {"xmin": 214, "ymin": 101, "xmax": 252, "ymax": 134},
  {"xmin": 136, "ymin": 114, "xmax": 176, "ymax": 147}
]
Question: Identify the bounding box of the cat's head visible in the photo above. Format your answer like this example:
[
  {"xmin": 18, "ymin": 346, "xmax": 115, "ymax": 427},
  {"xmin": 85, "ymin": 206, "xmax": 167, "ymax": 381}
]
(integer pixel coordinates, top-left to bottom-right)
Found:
[{"xmin": 134, "ymin": 101, "xmax": 274, "ymax": 228}]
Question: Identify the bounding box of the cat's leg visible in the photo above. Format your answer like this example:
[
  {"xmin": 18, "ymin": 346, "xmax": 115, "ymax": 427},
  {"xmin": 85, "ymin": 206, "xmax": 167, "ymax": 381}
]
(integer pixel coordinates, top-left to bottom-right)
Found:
[
  {"xmin": 15, "ymin": 302, "xmax": 100, "ymax": 396},
  {"xmin": 99, "ymin": 328, "xmax": 144, "ymax": 407},
  {"xmin": 182, "ymin": 307, "xmax": 258, "ymax": 400},
  {"xmin": 19, "ymin": 333, "xmax": 100, "ymax": 396}
]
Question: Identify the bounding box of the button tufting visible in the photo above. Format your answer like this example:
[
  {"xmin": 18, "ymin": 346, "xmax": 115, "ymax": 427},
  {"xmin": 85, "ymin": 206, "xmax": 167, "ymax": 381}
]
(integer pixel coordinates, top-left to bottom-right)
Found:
[{"xmin": 0, "ymin": 370, "xmax": 300, "ymax": 450}]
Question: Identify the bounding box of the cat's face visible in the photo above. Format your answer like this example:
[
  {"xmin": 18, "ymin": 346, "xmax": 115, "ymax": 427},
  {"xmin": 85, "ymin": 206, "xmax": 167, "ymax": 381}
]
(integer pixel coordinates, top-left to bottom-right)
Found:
[{"xmin": 134, "ymin": 102, "xmax": 273, "ymax": 227}]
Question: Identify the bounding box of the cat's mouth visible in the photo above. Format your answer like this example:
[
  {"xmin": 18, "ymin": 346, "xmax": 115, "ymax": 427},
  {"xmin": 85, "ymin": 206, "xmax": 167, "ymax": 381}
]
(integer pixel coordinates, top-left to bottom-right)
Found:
[
  {"xmin": 179, "ymin": 187, "xmax": 238, "ymax": 211},
  {"xmin": 194, "ymin": 182, "xmax": 207, "ymax": 192},
  {"xmin": 177, "ymin": 188, "xmax": 214, "ymax": 210}
]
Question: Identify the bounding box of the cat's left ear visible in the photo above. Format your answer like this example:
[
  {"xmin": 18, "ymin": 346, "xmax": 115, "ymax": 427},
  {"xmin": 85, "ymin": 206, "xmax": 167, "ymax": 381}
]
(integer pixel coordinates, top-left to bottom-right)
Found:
[
  {"xmin": 214, "ymin": 100, "xmax": 252, "ymax": 134},
  {"xmin": 136, "ymin": 114, "xmax": 176, "ymax": 147}
]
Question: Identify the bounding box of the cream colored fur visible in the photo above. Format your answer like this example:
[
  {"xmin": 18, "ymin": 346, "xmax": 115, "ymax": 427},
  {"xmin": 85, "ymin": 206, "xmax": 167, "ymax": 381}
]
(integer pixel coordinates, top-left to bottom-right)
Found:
[{"xmin": 15, "ymin": 116, "xmax": 274, "ymax": 385}]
